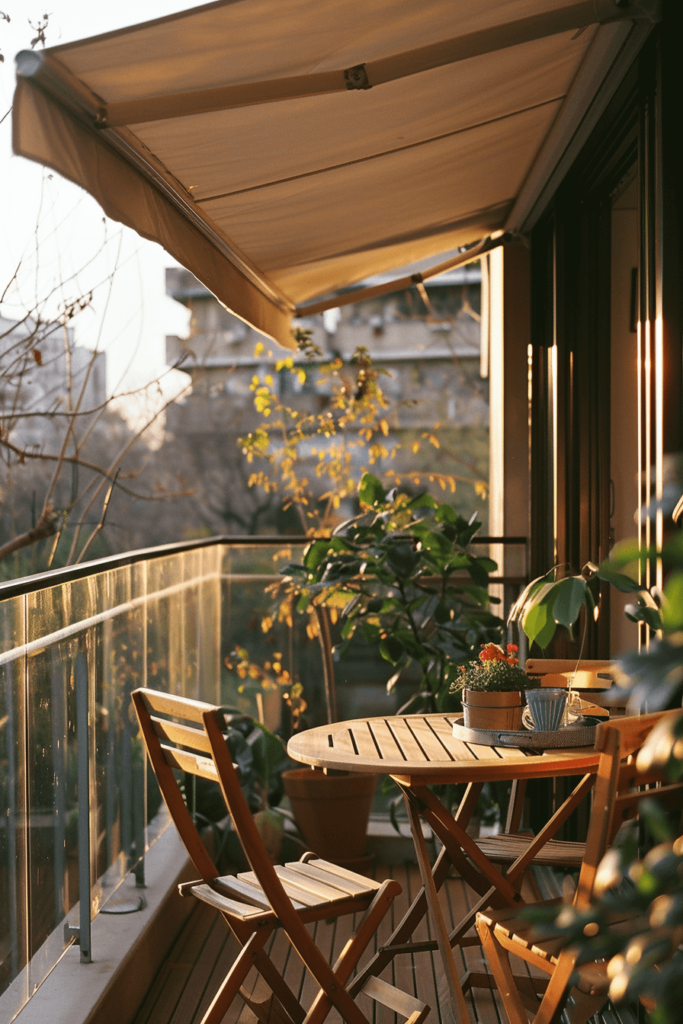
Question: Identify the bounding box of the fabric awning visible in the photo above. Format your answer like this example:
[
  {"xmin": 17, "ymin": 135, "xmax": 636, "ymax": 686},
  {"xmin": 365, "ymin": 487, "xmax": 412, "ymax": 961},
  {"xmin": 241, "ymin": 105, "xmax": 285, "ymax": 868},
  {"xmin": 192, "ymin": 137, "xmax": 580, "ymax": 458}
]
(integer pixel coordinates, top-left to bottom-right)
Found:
[{"xmin": 13, "ymin": 0, "xmax": 656, "ymax": 349}]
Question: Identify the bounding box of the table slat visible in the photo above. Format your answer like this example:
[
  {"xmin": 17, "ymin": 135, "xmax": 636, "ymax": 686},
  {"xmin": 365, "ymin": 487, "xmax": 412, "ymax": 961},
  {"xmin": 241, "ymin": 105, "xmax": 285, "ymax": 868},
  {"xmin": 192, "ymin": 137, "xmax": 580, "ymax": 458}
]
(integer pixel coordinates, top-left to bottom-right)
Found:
[
  {"xmin": 367, "ymin": 719, "xmax": 409, "ymax": 762},
  {"xmin": 348, "ymin": 721, "xmax": 383, "ymax": 764},
  {"xmin": 426, "ymin": 715, "xmax": 479, "ymax": 761},
  {"xmin": 384, "ymin": 718, "xmax": 430, "ymax": 762},
  {"xmin": 404, "ymin": 716, "xmax": 455, "ymax": 762},
  {"xmin": 330, "ymin": 727, "xmax": 358, "ymax": 758},
  {"xmin": 490, "ymin": 744, "xmax": 526, "ymax": 760}
]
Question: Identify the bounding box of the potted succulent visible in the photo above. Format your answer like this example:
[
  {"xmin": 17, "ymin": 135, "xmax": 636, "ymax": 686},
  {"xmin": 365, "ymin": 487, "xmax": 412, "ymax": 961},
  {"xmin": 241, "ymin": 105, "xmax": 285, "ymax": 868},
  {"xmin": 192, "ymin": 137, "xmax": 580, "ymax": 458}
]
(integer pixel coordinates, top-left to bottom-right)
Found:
[{"xmin": 450, "ymin": 642, "xmax": 537, "ymax": 729}]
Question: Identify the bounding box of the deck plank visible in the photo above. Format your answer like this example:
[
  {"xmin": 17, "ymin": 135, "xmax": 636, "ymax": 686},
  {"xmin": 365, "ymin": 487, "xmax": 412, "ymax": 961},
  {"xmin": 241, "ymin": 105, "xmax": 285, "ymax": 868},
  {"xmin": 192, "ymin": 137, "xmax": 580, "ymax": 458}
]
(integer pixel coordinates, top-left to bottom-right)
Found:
[
  {"xmin": 135, "ymin": 902, "xmax": 217, "ymax": 1024},
  {"xmin": 169, "ymin": 913, "xmax": 233, "ymax": 1024}
]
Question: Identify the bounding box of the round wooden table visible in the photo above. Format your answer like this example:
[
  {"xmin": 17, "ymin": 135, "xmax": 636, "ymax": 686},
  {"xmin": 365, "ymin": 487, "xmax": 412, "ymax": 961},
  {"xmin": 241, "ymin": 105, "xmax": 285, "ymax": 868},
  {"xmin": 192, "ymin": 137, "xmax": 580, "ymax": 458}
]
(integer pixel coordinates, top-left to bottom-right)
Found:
[
  {"xmin": 288, "ymin": 711, "xmax": 605, "ymax": 1022},
  {"xmin": 287, "ymin": 710, "xmax": 605, "ymax": 784}
]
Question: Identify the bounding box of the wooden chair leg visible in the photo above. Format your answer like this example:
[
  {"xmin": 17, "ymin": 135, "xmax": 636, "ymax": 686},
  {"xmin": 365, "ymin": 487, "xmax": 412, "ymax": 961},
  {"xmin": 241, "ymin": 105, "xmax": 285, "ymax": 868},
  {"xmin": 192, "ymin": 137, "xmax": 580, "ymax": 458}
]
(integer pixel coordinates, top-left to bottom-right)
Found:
[
  {"xmin": 532, "ymin": 950, "xmax": 580, "ymax": 1024},
  {"xmin": 253, "ymin": 948, "xmax": 307, "ymax": 1024},
  {"xmin": 462, "ymin": 967, "xmax": 545, "ymax": 1014},
  {"xmin": 200, "ymin": 929, "xmax": 271, "ymax": 1024},
  {"xmin": 349, "ymin": 842, "xmax": 453, "ymax": 995},
  {"xmin": 304, "ymin": 881, "xmax": 400, "ymax": 1024},
  {"xmin": 505, "ymin": 779, "xmax": 527, "ymax": 833},
  {"xmin": 475, "ymin": 918, "xmax": 529, "ymax": 1024}
]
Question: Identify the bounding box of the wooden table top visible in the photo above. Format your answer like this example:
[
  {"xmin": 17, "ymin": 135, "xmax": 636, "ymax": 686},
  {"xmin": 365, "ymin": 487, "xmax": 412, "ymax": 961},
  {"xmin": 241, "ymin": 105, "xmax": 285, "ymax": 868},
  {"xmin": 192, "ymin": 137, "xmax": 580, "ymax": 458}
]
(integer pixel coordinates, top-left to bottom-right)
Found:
[{"xmin": 287, "ymin": 712, "xmax": 605, "ymax": 786}]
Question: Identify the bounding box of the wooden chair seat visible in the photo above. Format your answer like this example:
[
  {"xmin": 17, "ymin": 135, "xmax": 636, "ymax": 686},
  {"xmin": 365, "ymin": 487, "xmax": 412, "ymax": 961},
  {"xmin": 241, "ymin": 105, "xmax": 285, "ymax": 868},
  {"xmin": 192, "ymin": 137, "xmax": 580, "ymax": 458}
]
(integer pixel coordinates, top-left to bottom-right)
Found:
[
  {"xmin": 184, "ymin": 855, "xmax": 382, "ymax": 919},
  {"xmin": 475, "ymin": 833, "xmax": 586, "ymax": 868},
  {"xmin": 478, "ymin": 898, "xmax": 648, "ymax": 993}
]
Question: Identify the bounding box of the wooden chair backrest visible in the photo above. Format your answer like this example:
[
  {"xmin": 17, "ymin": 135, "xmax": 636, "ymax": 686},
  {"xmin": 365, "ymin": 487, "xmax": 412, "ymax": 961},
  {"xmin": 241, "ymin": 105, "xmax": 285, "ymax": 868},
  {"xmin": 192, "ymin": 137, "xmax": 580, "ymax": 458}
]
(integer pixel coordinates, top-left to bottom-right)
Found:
[
  {"xmin": 525, "ymin": 658, "xmax": 614, "ymax": 690},
  {"xmin": 132, "ymin": 687, "xmax": 306, "ymax": 932},
  {"xmin": 574, "ymin": 709, "xmax": 683, "ymax": 907},
  {"xmin": 132, "ymin": 688, "xmax": 229, "ymax": 880}
]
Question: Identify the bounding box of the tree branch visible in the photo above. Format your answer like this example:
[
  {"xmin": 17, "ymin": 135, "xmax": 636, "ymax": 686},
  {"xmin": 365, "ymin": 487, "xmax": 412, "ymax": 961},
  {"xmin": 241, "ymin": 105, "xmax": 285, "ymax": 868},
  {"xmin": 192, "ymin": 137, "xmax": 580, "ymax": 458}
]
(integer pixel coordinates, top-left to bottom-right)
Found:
[{"xmin": 0, "ymin": 504, "xmax": 56, "ymax": 562}]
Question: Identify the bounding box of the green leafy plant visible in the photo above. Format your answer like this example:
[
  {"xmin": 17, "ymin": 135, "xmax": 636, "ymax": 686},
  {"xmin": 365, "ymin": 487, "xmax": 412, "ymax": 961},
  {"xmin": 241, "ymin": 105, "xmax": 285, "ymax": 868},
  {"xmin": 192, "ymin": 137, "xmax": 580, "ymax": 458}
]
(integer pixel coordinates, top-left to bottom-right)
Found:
[
  {"xmin": 451, "ymin": 642, "xmax": 535, "ymax": 694},
  {"xmin": 607, "ymin": 534, "xmax": 683, "ymax": 713},
  {"xmin": 276, "ymin": 472, "xmax": 504, "ymax": 713},
  {"xmin": 509, "ymin": 556, "xmax": 658, "ymax": 651}
]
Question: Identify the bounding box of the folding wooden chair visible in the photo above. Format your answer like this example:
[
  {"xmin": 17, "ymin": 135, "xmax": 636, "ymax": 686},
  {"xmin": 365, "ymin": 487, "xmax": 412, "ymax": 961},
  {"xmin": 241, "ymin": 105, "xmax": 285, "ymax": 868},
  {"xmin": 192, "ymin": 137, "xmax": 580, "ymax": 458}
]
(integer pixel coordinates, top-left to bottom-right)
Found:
[
  {"xmin": 476, "ymin": 709, "xmax": 683, "ymax": 1024},
  {"xmin": 474, "ymin": 659, "xmax": 620, "ymax": 874},
  {"xmin": 132, "ymin": 688, "xmax": 429, "ymax": 1024}
]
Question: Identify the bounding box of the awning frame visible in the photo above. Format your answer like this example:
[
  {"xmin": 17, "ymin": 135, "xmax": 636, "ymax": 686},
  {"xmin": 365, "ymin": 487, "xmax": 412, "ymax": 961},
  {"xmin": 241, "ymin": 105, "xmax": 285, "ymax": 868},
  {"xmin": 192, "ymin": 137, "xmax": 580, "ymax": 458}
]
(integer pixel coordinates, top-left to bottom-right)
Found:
[{"xmin": 12, "ymin": 0, "xmax": 660, "ymax": 349}]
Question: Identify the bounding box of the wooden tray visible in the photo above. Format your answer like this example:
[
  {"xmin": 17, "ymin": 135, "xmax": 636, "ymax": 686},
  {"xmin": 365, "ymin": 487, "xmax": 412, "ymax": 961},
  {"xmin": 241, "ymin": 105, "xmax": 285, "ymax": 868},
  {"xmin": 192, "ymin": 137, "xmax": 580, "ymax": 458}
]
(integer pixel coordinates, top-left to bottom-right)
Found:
[{"xmin": 452, "ymin": 714, "xmax": 603, "ymax": 749}]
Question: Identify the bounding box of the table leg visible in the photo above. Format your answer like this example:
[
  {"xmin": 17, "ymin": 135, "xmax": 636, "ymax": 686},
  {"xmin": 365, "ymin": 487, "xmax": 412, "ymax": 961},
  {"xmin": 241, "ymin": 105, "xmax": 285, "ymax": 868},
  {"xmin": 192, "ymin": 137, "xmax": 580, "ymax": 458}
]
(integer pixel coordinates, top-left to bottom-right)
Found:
[
  {"xmin": 414, "ymin": 785, "xmax": 523, "ymax": 905},
  {"xmin": 405, "ymin": 793, "xmax": 472, "ymax": 1024},
  {"xmin": 350, "ymin": 783, "xmax": 483, "ymax": 994}
]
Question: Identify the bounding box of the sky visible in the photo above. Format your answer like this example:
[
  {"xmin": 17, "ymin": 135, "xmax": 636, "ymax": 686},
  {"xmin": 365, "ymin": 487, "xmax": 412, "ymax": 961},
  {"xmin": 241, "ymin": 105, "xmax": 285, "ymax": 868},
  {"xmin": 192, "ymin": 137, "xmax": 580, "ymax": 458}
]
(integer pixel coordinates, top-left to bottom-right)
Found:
[{"xmin": 0, "ymin": 1, "xmax": 212, "ymax": 419}]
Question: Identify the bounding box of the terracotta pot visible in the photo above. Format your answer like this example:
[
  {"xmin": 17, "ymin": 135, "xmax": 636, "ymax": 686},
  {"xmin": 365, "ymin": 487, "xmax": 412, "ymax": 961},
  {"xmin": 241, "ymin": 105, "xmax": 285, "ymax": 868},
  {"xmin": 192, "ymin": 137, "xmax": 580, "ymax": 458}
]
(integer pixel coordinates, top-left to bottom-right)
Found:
[
  {"xmin": 282, "ymin": 768, "xmax": 376, "ymax": 866},
  {"xmin": 462, "ymin": 689, "xmax": 525, "ymax": 730}
]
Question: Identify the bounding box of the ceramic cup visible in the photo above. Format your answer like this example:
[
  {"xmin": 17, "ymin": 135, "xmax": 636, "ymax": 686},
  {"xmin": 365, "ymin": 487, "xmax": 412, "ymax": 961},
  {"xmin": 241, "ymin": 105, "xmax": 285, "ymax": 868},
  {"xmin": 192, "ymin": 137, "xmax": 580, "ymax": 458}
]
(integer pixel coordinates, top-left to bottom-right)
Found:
[{"xmin": 523, "ymin": 688, "xmax": 568, "ymax": 732}]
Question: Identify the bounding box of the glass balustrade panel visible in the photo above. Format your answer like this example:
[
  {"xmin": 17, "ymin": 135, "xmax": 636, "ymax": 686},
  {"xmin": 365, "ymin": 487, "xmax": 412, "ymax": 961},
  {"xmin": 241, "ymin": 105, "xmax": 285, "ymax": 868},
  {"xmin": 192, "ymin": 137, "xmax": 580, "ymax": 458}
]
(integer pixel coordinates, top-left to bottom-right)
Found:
[{"xmin": 0, "ymin": 595, "xmax": 28, "ymax": 1016}]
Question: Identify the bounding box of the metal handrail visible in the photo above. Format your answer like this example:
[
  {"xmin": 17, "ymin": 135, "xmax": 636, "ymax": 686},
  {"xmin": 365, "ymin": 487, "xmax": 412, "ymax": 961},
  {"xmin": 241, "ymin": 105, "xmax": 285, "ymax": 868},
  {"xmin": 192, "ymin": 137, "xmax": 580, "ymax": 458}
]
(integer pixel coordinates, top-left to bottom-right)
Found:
[{"xmin": 0, "ymin": 534, "xmax": 527, "ymax": 602}]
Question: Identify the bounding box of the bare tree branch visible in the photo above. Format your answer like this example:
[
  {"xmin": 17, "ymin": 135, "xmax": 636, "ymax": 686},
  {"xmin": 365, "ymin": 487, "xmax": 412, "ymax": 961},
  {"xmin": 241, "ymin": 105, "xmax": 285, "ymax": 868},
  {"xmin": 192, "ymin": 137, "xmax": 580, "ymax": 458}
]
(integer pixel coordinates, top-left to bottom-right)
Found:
[{"xmin": 0, "ymin": 503, "xmax": 56, "ymax": 562}]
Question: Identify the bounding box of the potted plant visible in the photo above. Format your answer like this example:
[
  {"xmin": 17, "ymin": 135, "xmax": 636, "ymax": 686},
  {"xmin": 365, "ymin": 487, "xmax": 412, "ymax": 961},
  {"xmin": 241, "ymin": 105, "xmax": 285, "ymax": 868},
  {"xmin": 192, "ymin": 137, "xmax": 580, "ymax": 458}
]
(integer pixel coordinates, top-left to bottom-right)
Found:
[
  {"xmin": 225, "ymin": 641, "xmax": 378, "ymax": 869},
  {"xmin": 450, "ymin": 642, "xmax": 537, "ymax": 729}
]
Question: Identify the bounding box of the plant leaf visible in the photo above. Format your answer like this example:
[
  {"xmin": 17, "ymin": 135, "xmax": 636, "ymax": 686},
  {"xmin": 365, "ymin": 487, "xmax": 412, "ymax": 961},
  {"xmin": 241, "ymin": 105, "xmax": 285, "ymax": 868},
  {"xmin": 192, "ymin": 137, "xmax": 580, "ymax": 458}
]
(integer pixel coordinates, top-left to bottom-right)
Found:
[
  {"xmin": 661, "ymin": 572, "xmax": 683, "ymax": 631},
  {"xmin": 508, "ymin": 573, "xmax": 552, "ymax": 624},
  {"xmin": 522, "ymin": 586, "xmax": 558, "ymax": 648},
  {"xmin": 596, "ymin": 565, "xmax": 643, "ymax": 593},
  {"xmin": 358, "ymin": 473, "xmax": 386, "ymax": 508},
  {"xmin": 552, "ymin": 576, "xmax": 587, "ymax": 629},
  {"xmin": 379, "ymin": 634, "xmax": 405, "ymax": 664},
  {"xmin": 407, "ymin": 492, "xmax": 438, "ymax": 510}
]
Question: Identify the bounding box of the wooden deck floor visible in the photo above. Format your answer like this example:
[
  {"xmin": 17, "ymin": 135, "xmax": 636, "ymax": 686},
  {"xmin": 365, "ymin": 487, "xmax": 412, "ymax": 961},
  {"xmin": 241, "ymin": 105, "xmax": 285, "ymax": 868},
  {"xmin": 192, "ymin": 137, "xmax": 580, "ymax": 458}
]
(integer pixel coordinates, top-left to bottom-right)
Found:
[{"xmin": 134, "ymin": 863, "xmax": 637, "ymax": 1024}]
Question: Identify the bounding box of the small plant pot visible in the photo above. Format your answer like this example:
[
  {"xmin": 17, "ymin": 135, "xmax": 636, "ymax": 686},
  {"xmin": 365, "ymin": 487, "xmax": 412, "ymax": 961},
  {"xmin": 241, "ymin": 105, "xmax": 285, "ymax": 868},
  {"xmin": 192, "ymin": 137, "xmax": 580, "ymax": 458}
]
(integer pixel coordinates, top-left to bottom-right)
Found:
[
  {"xmin": 462, "ymin": 689, "xmax": 525, "ymax": 730},
  {"xmin": 282, "ymin": 768, "xmax": 376, "ymax": 867}
]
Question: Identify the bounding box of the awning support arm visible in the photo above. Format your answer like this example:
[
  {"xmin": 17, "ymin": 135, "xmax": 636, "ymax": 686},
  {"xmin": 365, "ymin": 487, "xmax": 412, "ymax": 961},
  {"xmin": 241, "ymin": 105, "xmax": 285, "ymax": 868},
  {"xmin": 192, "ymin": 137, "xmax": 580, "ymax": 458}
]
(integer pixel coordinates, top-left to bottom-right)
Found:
[{"xmin": 294, "ymin": 233, "xmax": 511, "ymax": 318}]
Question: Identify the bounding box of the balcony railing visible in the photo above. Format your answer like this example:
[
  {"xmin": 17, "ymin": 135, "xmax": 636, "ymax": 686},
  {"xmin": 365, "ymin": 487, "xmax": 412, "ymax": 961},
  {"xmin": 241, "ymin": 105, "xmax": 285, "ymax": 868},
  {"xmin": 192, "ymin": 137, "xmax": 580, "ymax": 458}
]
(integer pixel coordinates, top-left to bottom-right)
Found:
[{"xmin": 0, "ymin": 533, "xmax": 526, "ymax": 1022}]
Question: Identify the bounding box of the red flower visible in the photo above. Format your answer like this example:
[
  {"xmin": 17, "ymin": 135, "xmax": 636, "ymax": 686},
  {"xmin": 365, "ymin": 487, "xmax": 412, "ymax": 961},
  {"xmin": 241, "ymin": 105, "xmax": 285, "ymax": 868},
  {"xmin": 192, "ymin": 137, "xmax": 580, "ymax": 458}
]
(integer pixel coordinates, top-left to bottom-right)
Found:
[
  {"xmin": 479, "ymin": 643, "xmax": 505, "ymax": 662},
  {"xmin": 506, "ymin": 644, "xmax": 518, "ymax": 654}
]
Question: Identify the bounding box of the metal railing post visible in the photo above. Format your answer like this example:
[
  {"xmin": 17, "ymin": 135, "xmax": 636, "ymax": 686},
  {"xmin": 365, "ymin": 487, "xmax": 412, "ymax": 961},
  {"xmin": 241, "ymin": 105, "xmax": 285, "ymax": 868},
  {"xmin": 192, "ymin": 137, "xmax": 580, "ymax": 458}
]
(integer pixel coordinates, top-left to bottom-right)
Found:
[
  {"xmin": 4, "ymin": 668, "xmax": 20, "ymax": 980},
  {"xmin": 74, "ymin": 650, "xmax": 92, "ymax": 962},
  {"xmin": 132, "ymin": 758, "xmax": 146, "ymax": 887}
]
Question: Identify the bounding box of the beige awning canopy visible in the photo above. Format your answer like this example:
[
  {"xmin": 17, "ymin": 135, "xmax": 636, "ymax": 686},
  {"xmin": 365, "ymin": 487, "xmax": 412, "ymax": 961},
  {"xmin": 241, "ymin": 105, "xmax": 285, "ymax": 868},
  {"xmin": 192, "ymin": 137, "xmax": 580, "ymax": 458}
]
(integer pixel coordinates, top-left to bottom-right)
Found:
[{"xmin": 13, "ymin": 0, "xmax": 656, "ymax": 349}]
